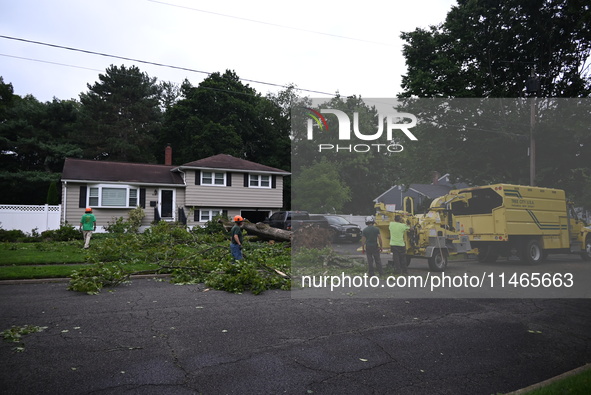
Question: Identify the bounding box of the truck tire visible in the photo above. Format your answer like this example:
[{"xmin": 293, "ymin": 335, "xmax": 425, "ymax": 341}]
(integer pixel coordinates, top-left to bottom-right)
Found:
[
  {"xmin": 521, "ymin": 239, "xmax": 543, "ymax": 264},
  {"xmin": 581, "ymin": 236, "xmax": 591, "ymax": 261},
  {"xmin": 428, "ymin": 252, "xmax": 447, "ymax": 272}
]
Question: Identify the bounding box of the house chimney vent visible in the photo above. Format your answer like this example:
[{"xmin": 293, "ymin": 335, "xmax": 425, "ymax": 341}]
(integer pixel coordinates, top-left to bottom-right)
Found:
[
  {"xmin": 432, "ymin": 171, "xmax": 440, "ymax": 185},
  {"xmin": 165, "ymin": 144, "xmax": 172, "ymax": 166}
]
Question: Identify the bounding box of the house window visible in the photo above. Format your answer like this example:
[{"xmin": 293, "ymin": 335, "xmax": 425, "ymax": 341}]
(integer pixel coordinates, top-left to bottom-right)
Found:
[
  {"xmin": 202, "ymin": 172, "xmax": 226, "ymax": 186},
  {"xmin": 88, "ymin": 185, "xmax": 139, "ymax": 208},
  {"xmin": 200, "ymin": 209, "xmax": 222, "ymax": 222},
  {"xmin": 249, "ymin": 174, "xmax": 271, "ymax": 188},
  {"xmin": 102, "ymin": 188, "xmax": 127, "ymax": 206},
  {"xmin": 89, "ymin": 187, "xmax": 99, "ymax": 206},
  {"xmin": 129, "ymin": 189, "xmax": 138, "ymax": 207}
]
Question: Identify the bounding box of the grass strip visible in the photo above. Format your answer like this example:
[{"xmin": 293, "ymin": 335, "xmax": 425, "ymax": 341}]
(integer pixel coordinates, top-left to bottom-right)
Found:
[
  {"xmin": 521, "ymin": 369, "xmax": 591, "ymax": 395},
  {"xmin": 508, "ymin": 364, "xmax": 591, "ymax": 394},
  {"xmin": 0, "ymin": 243, "xmax": 87, "ymax": 265},
  {"xmin": 0, "ymin": 263, "xmax": 162, "ymax": 281}
]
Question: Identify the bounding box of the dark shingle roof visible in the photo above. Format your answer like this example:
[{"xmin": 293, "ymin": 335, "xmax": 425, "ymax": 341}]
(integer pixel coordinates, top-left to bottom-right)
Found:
[
  {"xmin": 409, "ymin": 184, "xmax": 455, "ymax": 199},
  {"xmin": 61, "ymin": 158, "xmax": 184, "ymax": 185},
  {"xmin": 179, "ymin": 154, "xmax": 289, "ymax": 174}
]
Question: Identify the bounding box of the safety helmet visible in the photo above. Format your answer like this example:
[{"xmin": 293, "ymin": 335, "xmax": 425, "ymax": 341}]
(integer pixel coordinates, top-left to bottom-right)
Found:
[
  {"xmin": 233, "ymin": 215, "xmax": 244, "ymax": 222},
  {"xmin": 365, "ymin": 215, "xmax": 375, "ymax": 224},
  {"xmin": 85, "ymin": 208, "xmax": 93, "ymax": 213}
]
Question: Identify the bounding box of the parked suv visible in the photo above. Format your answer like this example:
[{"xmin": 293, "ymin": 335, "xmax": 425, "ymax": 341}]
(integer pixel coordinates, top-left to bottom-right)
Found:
[
  {"xmin": 318, "ymin": 215, "xmax": 361, "ymax": 243},
  {"xmin": 264, "ymin": 211, "xmax": 329, "ymax": 231}
]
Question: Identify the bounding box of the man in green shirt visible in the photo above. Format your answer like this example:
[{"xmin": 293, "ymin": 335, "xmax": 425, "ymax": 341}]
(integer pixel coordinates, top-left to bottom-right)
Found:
[
  {"xmin": 389, "ymin": 215, "xmax": 410, "ymax": 274},
  {"xmin": 230, "ymin": 215, "xmax": 244, "ymax": 260},
  {"xmin": 79, "ymin": 208, "xmax": 97, "ymax": 249},
  {"xmin": 361, "ymin": 216, "xmax": 383, "ymax": 277}
]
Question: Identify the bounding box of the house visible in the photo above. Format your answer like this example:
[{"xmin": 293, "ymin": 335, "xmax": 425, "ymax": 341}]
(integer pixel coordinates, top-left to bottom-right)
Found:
[
  {"xmin": 61, "ymin": 149, "xmax": 290, "ymax": 231},
  {"xmin": 374, "ymin": 173, "xmax": 470, "ymax": 213}
]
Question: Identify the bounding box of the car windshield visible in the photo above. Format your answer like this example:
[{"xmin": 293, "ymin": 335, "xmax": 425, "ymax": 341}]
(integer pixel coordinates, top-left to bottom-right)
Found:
[
  {"xmin": 326, "ymin": 216, "xmax": 350, "ymax": 225},
  {"xmin": 289, "ymin": 213, "xmax": 309, "ymax": 220}
]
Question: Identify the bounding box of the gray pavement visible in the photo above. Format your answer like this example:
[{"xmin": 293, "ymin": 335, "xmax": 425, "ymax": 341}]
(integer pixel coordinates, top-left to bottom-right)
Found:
[{"xmin": 1, "ymin": 277, "xmax": 591, "ymax": 394}]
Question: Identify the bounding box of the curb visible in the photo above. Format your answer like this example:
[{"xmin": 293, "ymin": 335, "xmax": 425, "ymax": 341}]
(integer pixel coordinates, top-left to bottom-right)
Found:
[
  {"xmin": 0, "ymin": 273, "xmax": 171, "ymax": 286},
  {"xmin": 0, "ymin": 277, "xmax": 71, "ymax": 285},
  {"xmin": 506, "ymin": 363, "xmax": 591, "ymax": 394}
]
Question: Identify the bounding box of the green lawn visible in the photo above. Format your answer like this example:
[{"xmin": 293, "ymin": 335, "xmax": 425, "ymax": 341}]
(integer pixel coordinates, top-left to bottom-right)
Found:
[
  {"xmin": 0, "ymin": 264, "xmax": 92, "ymax": 280},
  {"xmin": 0, "ymin": 262, "xmax": 161, "ymax": 280},
  {"xmin": 0, "ymin": 242, "xmax": 87, "ymax": 265},
  {"xmin": 516, "ymin": 366, "xmax": 591, "ymax": 395},
  {"xmin": 0, "ymin": 242, "xmax": 160, "ymax": 280}
]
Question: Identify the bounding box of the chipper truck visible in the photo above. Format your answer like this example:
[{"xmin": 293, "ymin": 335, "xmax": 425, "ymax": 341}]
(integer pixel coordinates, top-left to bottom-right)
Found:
[
  {"xmin": 373, "ymin": 196, "xmax": 473, "ymax": 272},
  {"xmin": 372, "ymin": 184, "xmax": 590, "ymax": 271},
  {"xmin": 433, "ymin": 184, "xmax": 591, "ymax": 264}
]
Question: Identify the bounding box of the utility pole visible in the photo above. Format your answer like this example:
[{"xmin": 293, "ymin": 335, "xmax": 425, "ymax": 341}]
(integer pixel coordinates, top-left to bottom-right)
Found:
[
  {"xmin": 529, "ymin": 97, "xmax": 536, "ymax": 186},
  {"xmin": 526, "ymin": 69, "xmax": 540, "ymax": 186}
]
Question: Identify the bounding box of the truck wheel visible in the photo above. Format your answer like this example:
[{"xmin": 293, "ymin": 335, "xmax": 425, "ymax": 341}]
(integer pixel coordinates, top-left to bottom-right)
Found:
[
  {"xmin": 522, "ymin": 240, "xmax": 543, "ymax": 264},
  {"xmin": 428, "ymin": 252, "xmax": 447, "ymax": 272},
  {"xmin": 581, "ymin": 236, "xmax": 591, "ymax": 261}
]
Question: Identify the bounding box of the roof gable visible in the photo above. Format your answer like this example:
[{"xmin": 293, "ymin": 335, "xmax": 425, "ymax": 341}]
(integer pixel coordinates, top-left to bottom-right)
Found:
[
  {"xmin": 61, "ymin": 158, "xmax": 184, "ymax": 185},
  {"xmin": 409, "ymin": 184, "xmax": 454, "ymax": 199},
  {"xmin": 180, "ymin": 154, "xmax": 289, "ymax": 174},
  {"xmin": 374, "ymin": 174, "xmax": 471, "ymax": 202}
]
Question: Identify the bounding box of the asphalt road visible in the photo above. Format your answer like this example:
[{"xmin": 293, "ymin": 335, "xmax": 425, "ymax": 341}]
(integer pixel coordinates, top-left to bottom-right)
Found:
[
  {"xmin": 330, "ymin": 241, "xmax": 591, "ymax": 298},
  {"xmin": 1, "ymin": 272, "xmax": 591, "ymax": 394}
]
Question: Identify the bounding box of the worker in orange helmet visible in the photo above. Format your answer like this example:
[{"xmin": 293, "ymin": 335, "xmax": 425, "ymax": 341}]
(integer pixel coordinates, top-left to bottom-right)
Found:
[{"xmin": 230, "ymin": 215, "xmax": 245, "ymax": 260}]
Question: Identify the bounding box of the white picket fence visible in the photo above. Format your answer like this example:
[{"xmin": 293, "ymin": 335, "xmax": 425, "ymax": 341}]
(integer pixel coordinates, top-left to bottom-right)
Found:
[{"xmin": 0, "ymin": 204, "xmax": 61, "ymax": 234}]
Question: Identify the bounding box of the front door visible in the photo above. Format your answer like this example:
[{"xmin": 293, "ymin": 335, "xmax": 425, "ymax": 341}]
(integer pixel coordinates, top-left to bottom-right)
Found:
[{"xmin": 160, "ymin": 190, "xmax": 174, "ymax": 219}]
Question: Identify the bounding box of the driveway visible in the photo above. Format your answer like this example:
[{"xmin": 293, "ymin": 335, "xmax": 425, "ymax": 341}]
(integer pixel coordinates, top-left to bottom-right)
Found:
[{"xmin": 1, "ymin": 278, "xmax": 591, "ymax": 394}]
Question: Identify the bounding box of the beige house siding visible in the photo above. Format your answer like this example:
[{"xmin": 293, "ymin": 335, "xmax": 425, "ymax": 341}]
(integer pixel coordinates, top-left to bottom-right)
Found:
[
  {"xmin": 184, "ymin": 208, "xmax": 277, "ymax": 227},
  {"xmin": 62, "ymin": 182, "xmax": 84, "ymax": 226},
  {"xmin": 62, "ymin": 182, "xmax": 185, "ymax": 230},
  {"xmin": 62, "ymin": 161, "xmax": 287, "ymax": 230},
  {"xmin": 184, "ymin": 171, "xmax": 284, "ymax": 208}
]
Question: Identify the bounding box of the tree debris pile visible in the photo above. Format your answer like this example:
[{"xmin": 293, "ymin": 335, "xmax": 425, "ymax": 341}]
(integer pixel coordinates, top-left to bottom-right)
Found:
[
  {"xmin": 68, "ymin": 220, "xmax": 291, "ymax": 295},
  {"xmin": 291, "ymin": 225, "xmax": 332, "ymax": 251},
  {"xmin": 217, "ymin": 219, "xmax": 291, "ymax": 242}
]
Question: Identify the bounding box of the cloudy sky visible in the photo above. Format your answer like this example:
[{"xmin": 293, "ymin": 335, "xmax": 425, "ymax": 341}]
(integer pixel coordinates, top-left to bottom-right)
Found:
[{"xmin": 1, "ymin": 0, "xmax": 456, "ymax": 102}]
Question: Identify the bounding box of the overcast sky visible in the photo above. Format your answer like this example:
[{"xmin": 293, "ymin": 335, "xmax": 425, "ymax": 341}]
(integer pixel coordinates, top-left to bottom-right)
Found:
[{"xmin": 1, "ymin": 0, "xmax": 457, "ymax": 102}]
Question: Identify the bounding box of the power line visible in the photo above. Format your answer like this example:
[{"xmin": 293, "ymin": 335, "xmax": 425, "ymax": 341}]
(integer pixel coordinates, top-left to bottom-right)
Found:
[
  {"xmin": 0, "ymin": 53, "xmax": 295, "ymax": 101},
  {"xmin": 0, "ymin": 34, "xmax": 337, "ymax": 97},
  {"xmin": 146, "ymin": 0, "xmax": 394, "ymax": 47},
  {"xmin": 0, "ymin": 53, "xmax": 104, "ymax": 73}
]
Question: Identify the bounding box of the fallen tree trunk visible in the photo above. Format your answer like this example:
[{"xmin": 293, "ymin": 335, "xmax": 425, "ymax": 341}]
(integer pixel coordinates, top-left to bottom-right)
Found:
[{"xmin": 218, "ymin": 219, "xmax": 292, "ymax": 242}]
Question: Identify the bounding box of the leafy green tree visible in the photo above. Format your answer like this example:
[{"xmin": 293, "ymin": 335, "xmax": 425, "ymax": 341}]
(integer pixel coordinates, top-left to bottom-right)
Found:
[
  {"xmin": 78, "ymin": 65, "xmax": 162, "ymax": 163},
  {"xmin": 160, "ymin": 71, "xmax": 290, "ymax": 170},
  {"xmin": 46, "ymin": 181, "xmax": 59, "ymax": 205},
  {"xmin": 0, "ymin": 89, "xmax": 81, "ymax": 204},
  {"xmin": 291, "ymin": 95, "xmax": 405, "ymax": 214},
  {"xmin": 0, "ymin": 77, "xmax": 15, "ymax": 123},
  {"xmin": 159, "ymin": 81, "xmax": 181, "ymax": 111},
  {"xmin": 400, "ymin": 0, "xmax": 591, "ymax": 98},
  {"xmin": 398, "ymin": 0, "xmax": 591, "ymax": 206},
  {"xmin": 292, "ymin": 159, "xmax": 351, "ymax": 213},
  {"xmin": 266, "ymin": 85, "xmax": 311, "ymax": 210}
]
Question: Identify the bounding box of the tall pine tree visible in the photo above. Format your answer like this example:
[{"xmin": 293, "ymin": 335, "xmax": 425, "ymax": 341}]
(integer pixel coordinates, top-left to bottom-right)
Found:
[{"xmin": 79, "ymin": 65, "xmax": 162, "ymax": 163}]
